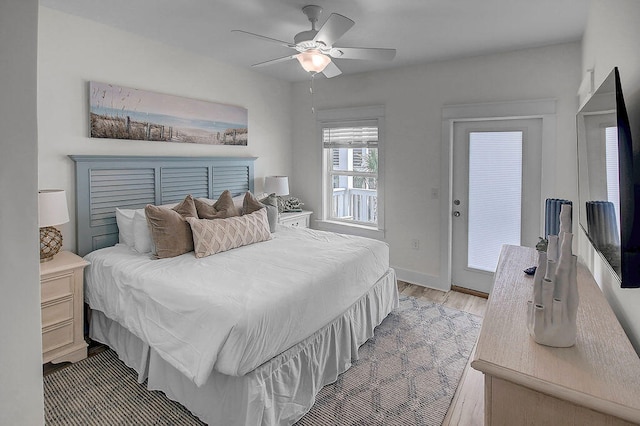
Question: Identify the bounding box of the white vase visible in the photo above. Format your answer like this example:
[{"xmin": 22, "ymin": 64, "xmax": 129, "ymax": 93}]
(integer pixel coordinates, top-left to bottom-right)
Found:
[
  {"xmin": 527, "ymin": 250, "xmax": 547, "ymax": 336},
  {"xmin": 528, "ymin": 204, "xmax": 579, "ymax": 347}
]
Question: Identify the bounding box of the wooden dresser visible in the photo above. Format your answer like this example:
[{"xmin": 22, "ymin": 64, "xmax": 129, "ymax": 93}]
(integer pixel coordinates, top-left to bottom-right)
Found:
[
  {"xmin": 472, "ymin": 245, "xmax": 640, "ymax": 425},
  {"xmin": 40, "ymin": 251, "xmax": 89, "ymax": 364}
]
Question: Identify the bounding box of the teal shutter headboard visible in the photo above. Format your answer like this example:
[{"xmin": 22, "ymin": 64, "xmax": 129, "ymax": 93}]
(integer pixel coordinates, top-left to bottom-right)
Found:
[{"xmin": 70, "ymin": 155, "xmax": 256, "ymax": 256}]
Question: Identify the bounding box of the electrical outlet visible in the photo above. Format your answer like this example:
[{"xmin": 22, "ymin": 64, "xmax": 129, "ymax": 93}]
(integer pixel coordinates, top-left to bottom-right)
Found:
[{"xmin": 411, "ymin": 239, "xmax": 420, "ymax": 250}]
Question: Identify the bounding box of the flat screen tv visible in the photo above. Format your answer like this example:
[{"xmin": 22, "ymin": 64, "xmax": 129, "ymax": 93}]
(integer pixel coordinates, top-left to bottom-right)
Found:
[{"xmin": 577, "ymin": 67, "xmax": 640, "ymax": 288}]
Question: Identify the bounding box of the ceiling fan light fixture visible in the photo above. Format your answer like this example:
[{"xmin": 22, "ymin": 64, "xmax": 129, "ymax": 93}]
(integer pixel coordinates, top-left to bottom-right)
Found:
[{"xmin": 296, "ymin": 50, "xmax": 331, "ymax": 73}]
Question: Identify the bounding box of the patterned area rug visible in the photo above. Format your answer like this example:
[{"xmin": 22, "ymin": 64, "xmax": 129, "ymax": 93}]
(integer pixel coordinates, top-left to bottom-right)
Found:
[
  {"xmin": 44, "ymin": 348, "xmax": 206, "ymax": 425},
  {"xmin": 296, "ymin": 296, "xmax": 481, "ymax": 425},
  {"xmin": 43, "ymin": 296, "xmax": 480, "ymax": 425}
]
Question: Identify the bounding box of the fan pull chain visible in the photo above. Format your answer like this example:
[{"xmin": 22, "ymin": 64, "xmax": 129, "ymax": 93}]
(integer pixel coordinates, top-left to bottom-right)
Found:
[{"xmin": 310, "ymin": 73, "xmax": 316, "ymax": 114}]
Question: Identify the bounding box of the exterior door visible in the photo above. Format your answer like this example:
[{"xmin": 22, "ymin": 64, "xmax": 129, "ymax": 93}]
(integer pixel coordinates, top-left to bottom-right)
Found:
[{"xmin": 452, "ymin": 119, "xmax": 542, "ymax": 293}]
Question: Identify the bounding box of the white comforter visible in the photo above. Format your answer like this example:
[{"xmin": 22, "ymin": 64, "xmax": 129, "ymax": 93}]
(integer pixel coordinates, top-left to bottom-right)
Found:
[{"xmin": 84, "ymin": 225, "xmax": 390, "ymax": 387}]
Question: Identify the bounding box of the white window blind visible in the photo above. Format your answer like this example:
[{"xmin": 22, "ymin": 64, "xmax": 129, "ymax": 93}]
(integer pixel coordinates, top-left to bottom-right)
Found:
[{"xmin": 322, "ymin": 125, "xmax": 378, "ymax": 149}]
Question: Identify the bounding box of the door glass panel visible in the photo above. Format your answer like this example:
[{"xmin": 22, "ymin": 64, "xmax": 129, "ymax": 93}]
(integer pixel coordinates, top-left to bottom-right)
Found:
[{"xmin": 468, "ymin": 131, "xmax": 523, "ymax": 272}]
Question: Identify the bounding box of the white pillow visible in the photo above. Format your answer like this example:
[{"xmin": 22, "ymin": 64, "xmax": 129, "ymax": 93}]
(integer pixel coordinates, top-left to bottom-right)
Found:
[
  {"xmin": 115, "ymin": 208, "xmax": 136, "ymax": 247},
  {"xmin": 133, "ymin": 209, "xmax": 154, "ymax": 253},
  {"xmin": 117, "ymin": 203, "xmax": 178, "ymax": 252},
  {"xmin": 253, "ymin": 192, "xmax": 268, "ymax": 200}
]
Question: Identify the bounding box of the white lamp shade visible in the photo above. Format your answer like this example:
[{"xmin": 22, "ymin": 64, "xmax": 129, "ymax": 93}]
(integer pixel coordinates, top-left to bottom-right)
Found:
[
  {"xmin": 296, "ymin": 50, "xmax": 331, "ymax": 73},
  {"xmin": 39, "ymin": 189, "xmax": 70, "ymax": 227},
  {"xmin": 264, "ymin": 176, "xmax": 289, "ymax": 196}
]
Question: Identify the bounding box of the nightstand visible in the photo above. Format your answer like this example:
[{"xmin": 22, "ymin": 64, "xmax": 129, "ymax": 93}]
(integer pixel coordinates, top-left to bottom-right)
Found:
[
  {"xmin": 40, "ymin": 251, "xmax": 89, "ymax": 364},
  {"xmin": 278, "ymin": 210, "xmax": 312, "ymax": 228}
]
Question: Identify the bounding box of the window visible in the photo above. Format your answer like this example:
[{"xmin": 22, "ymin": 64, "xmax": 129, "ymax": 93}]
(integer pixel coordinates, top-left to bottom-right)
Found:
[
  {"xmin": 317, "ymin": 106, "xmax": 384, "ymax": 233},
  {"xmin": 324, "ymin": 127, "xmax": 378, "ymax": 225}
]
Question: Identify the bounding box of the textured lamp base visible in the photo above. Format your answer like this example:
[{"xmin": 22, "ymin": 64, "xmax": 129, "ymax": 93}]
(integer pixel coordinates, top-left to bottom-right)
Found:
[{"xmin": 40, "ymin": 226, "xmax": 63, "ymax": 262}]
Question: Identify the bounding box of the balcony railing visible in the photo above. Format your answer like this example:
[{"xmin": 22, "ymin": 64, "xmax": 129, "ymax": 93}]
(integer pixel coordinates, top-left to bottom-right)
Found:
[{"xmin": 332, "ymin": 188, "xmax": 377, "ymax": 224}]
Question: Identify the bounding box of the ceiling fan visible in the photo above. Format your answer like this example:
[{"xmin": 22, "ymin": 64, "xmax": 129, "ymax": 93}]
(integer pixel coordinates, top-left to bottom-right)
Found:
[{"xmin": 232, "ymin": 5, "xmax": 396, "ymax": 78}]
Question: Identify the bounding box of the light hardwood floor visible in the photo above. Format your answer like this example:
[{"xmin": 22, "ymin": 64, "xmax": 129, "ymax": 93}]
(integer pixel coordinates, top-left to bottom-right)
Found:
[{"xmin": 397, "ymin": 281, "xmax": 487, "ymax": 426}]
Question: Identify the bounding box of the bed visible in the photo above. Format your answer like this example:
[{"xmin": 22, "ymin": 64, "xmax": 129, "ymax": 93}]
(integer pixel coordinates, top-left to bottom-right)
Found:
[{"xmin": 71, "ymin": 155, "xmax": 398, "ymax": 425}]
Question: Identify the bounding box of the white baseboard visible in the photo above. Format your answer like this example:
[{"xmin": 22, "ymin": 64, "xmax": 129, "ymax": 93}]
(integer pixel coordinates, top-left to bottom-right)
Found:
[{"xmin": 393, "ymin": 267, "xmax": 450, "ymax": 292}]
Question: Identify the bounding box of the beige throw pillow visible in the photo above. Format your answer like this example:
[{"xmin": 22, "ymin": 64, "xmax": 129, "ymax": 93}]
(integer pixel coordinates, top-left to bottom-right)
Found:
[
  {"xmin": 145, "ymin": 195, "xmax": 198, "ymax": 259},
  {"xmin": 195, "ymin": 190, "xmax": 239, "ymax": 219},
  {"xmin": 186, "ymin": 208, "xmax": 271, "ymax": 258},
  {"xmin": 242, "ymin": 191, "xmax": 264, "ymax": 214}
]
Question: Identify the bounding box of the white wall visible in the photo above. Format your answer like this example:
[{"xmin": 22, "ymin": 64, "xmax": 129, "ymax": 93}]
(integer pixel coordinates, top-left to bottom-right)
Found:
[
  {"xmin": 580, "ymin": 0, "xmax": 640, "ymax": 351},
  {"xmin": 38, "ymin": 7, "xmax": 293, "ymax": 253},
  {"xmin": 291, "ymin": 43, "xmax": 581, "ymax": 288},
  {"xmin": 0, "ymin": 1, "xmax": 45, "ymax": 425}
]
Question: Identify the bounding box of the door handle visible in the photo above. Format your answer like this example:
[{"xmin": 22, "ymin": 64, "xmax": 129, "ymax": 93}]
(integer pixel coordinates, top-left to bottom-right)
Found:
[{"xmin": 453, "ymin": 211, "xmax": 461, "ymax": 217}]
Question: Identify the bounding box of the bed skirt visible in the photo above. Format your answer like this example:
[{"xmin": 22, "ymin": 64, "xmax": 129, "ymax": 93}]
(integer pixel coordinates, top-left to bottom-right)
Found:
[{"xmin": 90, "ymin": 268, "xmax": 398, "ymax": 426}]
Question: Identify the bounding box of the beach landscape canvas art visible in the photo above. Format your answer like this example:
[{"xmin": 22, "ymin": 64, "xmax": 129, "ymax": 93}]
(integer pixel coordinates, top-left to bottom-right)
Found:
[{"xmin": 89, "ymin": 82, "xmax": 248, "ymax": 145}]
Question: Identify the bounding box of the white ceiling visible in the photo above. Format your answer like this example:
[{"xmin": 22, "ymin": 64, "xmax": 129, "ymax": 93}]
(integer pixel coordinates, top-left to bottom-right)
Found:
[{"xmin": 40, "ymin": 0, "xmax": 591, "ymax": 82}]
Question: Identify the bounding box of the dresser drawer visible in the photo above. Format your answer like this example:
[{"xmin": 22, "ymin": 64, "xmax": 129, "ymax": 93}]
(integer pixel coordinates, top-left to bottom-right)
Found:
[
  {"xmin": 42, "ymin": 320, "xmax": 74, "ymax": 353},
  {"xmin": 41, "ymin": 272, "xmax": 73, "ymax": 303},
  {"xmin": 42, "ymin": 297, "xmax": 73, "ymax": 328}
]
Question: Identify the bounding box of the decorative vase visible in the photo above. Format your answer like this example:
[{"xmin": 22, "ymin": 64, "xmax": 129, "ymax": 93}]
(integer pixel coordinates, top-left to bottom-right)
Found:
[{"xmin": 527, "ymin": 203, "xmax": 579, "ymax": 347}]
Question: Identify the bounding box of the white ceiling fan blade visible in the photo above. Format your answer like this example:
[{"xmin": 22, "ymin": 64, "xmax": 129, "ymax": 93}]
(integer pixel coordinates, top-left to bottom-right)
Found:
[
  {"xmin": 322, "ymin": 61, "xmax": 342, "ymax": 78},
  {"xmin": 252, "ymin": 55, "xmax": 297, "ymax": 68},
  {"xmin": 232, "ymin": 30, "xmax": 295, "ymax": 48},
  {"xmin": 330, "ymin": 47, "xmax": 396, "ymax": 61},
  {"xmin": 313, "ymin": 13, "xmax": 355, "ymax": 47}
]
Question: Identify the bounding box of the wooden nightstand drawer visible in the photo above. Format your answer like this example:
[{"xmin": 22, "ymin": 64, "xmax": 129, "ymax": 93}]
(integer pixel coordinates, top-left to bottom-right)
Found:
[
  {"xmin": 42, "ymin": 297, "xmax": 73, "ymax": 328},
  {"xmin": 278, "ymin": 211, "xmax": 312, "ymax": 228},
  {"xmin": 41, "ymin": 272, "xmax": 73, "ymax": 303},
  {"xmin": 282, "ymin": 217, "xmax": 307, "ymax": 227},
  {"xmin": 42, "ymin": 321, "xmax": 74, "ymax": 353}
]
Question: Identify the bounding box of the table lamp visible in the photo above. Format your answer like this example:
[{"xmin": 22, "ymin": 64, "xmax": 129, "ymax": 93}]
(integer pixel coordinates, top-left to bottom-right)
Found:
[
  {"xmin": 264, "ymin": 176, "xmax": 289, "ymax": 196},
  {"xmin": 39, "ymin": 189, "xmax": 69, "ymax": 262}
]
